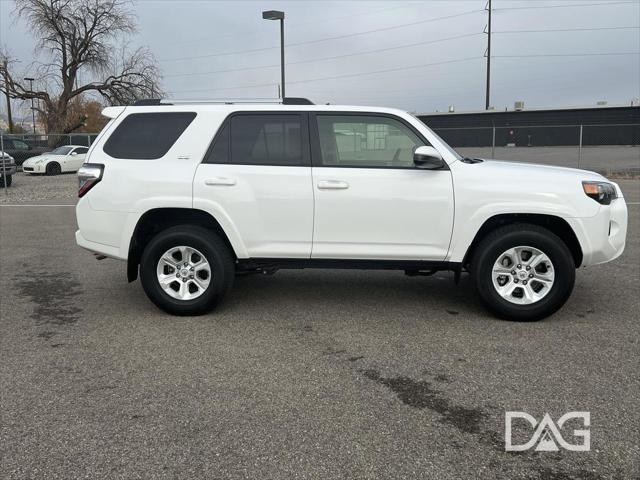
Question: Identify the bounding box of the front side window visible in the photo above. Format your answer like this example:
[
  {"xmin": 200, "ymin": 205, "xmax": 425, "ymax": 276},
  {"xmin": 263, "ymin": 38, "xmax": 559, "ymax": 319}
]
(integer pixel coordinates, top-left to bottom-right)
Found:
[
  {"xmin": 316, "ymin": 115, "xmax": 426, "ymax": 168},
  {"xmin": 103, "ymin": 112, "xmax": 196, "ymax": 160},
  {"xmin": 74, "ymin": 147, "xmax": 89, "ymax": 154},
  {"xmin": 230, "ymin": 114, "xmax": 304, "ymax": 166}
]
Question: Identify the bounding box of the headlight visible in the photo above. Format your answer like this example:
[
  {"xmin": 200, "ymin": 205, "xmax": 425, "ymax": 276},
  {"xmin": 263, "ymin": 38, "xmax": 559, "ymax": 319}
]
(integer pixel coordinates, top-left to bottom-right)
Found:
[
  {"xmin": 35, "ymin": 159, "xmax": 45, "ymax": 164},
  {"xmin": 582, "ymin": 181, "xmax": 617, "ymax": 205}
]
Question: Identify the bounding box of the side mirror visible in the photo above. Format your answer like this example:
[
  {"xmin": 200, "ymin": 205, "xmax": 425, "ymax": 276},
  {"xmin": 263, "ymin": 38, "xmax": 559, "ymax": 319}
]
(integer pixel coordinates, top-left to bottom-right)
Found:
[
  {"xmin": 413, "ymin": 146, "xmax": 445, "ymax": 169},
  {"xmin": 71, "ymin": 152, "xmax": 78, "ymax": 156}
]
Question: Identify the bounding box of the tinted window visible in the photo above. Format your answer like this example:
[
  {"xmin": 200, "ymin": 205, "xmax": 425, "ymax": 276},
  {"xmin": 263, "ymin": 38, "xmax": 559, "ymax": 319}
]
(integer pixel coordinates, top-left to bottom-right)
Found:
[
  {"xmin": 230, "ymin": 114, "xmax": 304, "ymax": 166},
  {"xmin": 104, "ymin": 112, "xmax": 196, "ymax": 160},
  {"xmin": 203, "ymin": 122, "xmax": 230, "ymax": 164},
  {"xmin": 51, "ymin": 146, "xmax": 74, "ymax": 155},
  {"xmin": 316, "ymin": 115, "xmax": 426, "ymax": 168},
  {"xmin": 13, "ymin": 140, "xmax": 30, "ymax": 150},
  {"xmin": 74, "ymin": 147, "xmax": 89, "ymax": 154}
]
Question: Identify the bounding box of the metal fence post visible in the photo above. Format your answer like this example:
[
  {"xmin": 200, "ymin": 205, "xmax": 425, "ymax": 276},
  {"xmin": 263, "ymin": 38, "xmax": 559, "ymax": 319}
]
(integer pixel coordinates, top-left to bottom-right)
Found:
[
  {"xmin": 491, "ymin": 126, "xmax": 496, "ymax": 158},
  {"xmin": 578, "ymin": 124, "xmax": 583, "ymax": 168},
  {"xmin": 1, "ymin": 133, "xmax": 7, "ymax": 195}
]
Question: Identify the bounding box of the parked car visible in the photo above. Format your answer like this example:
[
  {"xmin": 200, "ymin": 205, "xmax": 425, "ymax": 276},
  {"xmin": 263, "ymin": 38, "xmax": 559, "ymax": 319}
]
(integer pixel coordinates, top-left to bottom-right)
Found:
[
  {"xmin": 0, "ymin": 137, "xmax": 50, "ymax": 166},
  {"xmin": 0, "ymin": 151, "xmax": 17, "ymax": 187},
  {"xmin": 22, "ymin": 145, "xmax": 89, "ymax": 175},
  {"xmin": 75, "ymin": 100, "xmax": 628, "ymax": 321}
]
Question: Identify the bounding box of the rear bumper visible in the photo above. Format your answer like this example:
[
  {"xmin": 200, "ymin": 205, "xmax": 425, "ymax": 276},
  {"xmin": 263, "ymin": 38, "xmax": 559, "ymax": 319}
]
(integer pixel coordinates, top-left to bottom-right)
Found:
[
  {"xmin": 76, "ymin": 230, "xmax": 124, "ymax": 260},
  {"xmin": 567, "ymin": 197, "xmax": 628, "ymax": 266}
]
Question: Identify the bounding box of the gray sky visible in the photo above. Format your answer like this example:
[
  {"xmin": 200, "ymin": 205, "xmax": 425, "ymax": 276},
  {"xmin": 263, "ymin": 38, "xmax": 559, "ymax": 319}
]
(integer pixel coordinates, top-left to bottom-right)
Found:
[{"xmin": 1, "ymin": 0, "xmax": 639, "ymax": 117}]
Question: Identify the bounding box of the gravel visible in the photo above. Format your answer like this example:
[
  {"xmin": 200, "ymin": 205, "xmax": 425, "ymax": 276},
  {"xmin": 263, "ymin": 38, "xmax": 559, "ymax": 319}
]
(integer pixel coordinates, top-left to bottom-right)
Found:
[{"xmin": 0, "ymin": 172, "xmax": 78, "ymax": 204}]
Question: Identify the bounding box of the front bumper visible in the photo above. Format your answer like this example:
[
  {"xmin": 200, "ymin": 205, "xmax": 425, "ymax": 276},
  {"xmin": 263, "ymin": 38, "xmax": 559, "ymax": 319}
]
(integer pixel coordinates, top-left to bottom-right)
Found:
[
  {"xmin": 0, "ymin": 165, "xmax": 17, "ymax": 175},
  {"xmin": 22, "ymin": 163, "xmax": 45, "ymax": 173},
  {"xmin": 567, "ymin": 196, "xmax": 628, "ymax": 266}
]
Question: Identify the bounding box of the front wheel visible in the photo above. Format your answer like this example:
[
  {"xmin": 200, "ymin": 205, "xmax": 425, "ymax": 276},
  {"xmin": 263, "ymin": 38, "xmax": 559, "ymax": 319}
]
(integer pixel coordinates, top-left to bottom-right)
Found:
[
  {"xmin": 139, "ymin": 226, "xmax": 235, "ymax": 315},
  {"xmin": 45, "ymin": 162, "xmax": 61, "ymax": 175},
  {"xmin": 0, "ymin": 174, "xmax": 12, "ymax": 187},
  {"xmin": 471, "ymin": 224, "xmax": 575, "ymax": 321}
]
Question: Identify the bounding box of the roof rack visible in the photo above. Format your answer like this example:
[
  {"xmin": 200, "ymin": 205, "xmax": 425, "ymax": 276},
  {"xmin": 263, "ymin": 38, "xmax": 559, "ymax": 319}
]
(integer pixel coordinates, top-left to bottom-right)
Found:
[{"xmin": 132, "ymin": 97, "xmax": 314, "ymax": 106}]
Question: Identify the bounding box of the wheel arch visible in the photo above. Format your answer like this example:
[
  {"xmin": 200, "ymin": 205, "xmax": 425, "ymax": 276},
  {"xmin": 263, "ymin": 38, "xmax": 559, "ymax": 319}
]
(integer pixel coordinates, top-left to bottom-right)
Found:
[
  {"xmin": 127, "ymin": 208, "xmax": 238, "ymax": 282},
  {"xmin": 462, "ymin": 213, "xmax": 583, "ymax": 269}
]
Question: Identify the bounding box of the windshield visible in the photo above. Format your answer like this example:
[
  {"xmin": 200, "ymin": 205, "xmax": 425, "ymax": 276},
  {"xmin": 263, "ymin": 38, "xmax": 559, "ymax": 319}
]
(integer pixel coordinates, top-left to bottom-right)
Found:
[{"xmin": 50, "ymin": 146, "xmax": 73, "ymax": 155}]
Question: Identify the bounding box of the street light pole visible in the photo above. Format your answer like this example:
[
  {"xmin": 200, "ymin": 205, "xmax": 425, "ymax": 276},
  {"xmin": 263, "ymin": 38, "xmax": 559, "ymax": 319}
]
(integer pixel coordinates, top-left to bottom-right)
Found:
[
  {"xmin": 262, "ymin": 10, "xmax": 286, "ymax": 100},
  {"xmin": 24, "ymin": 77, "xmax": 36, "ymax": 135}
]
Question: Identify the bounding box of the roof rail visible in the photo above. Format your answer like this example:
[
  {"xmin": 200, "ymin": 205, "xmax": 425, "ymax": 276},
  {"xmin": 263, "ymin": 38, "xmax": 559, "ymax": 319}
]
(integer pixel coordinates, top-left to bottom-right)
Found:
[
  {"xmin": 131, "ymin": 97, "xmax": 314, "ymax": 106},
  {"xmin": 282, "ymin": 97, "xmax": 314, "ymax": 105},
  {"xmin": 133, "ymin": 99, "xmax": 171, "ymax": 106}
]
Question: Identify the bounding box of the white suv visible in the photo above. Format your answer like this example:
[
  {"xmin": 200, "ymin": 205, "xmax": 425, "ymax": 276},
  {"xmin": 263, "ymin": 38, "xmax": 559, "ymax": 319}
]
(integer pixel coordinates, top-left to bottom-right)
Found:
[{"xmin": 76, "ymin": 99, "xmax": 628, "ymax": 321}]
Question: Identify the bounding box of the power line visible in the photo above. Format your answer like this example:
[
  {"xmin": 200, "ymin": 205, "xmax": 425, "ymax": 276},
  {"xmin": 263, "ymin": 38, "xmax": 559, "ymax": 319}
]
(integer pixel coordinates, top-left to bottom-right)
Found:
[
  {"xmin": 164, "ymin": 32, "xmax": 483, "ymax": 78},
  {"xmin": 495, "ymin": 26, "xmax": 640, "ymax": 33},
  {"xmin": 159, "ymin": 9, "xmax": 484, "ymax": 63},
  {"xmin": 168, "ymin": 57, "xmax": 481, "ymax": 95},
  {"xmin": 494, "ymin": 52, "xmax": 640, "ymax": 57},
  {"xmin": 494, "ymin": 1, "xmax": 638, "ymax": 11},
  {"xmin": 171, "ymin": 4, "xmax": 410, "ymax": 47}
]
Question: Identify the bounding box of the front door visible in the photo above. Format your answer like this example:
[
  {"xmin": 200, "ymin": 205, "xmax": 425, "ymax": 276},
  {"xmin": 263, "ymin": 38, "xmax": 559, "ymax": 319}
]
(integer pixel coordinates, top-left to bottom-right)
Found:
[
  {"xmin": 193, "ymin": 112, "xmax": 314, "ymax": 258},
  {"xmin": 310, "ymin": 113, "xmax": 454, "ymax": 261}
]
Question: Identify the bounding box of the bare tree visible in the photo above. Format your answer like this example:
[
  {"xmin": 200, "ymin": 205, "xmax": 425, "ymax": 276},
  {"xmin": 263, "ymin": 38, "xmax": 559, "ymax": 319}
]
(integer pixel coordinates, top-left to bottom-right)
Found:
[{"xmin": 0, "ymin": 0, "xmax": 161, "ymax": 135}]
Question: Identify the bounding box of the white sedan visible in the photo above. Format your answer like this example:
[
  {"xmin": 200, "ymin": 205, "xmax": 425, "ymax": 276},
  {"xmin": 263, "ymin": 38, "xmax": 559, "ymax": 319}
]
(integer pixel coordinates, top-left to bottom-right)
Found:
[{"xmin": 22, "ymin": 145, "xmax": 89, "ymax": 175}]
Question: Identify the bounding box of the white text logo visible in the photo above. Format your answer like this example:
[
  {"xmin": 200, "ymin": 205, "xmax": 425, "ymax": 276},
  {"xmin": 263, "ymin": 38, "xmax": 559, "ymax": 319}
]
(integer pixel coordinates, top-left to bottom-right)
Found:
[{"xmin": 505, "ymin": 412, "xmax": 590, "ymax": 452}]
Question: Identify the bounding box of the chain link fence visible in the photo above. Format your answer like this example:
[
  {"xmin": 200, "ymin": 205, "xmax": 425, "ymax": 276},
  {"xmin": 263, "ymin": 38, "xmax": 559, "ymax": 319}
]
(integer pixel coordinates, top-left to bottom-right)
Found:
[
  {"xmin": 1, "ymin": 122, "xmax": 638, "ymax": 191},
  {"xmin": 432, "ymin": 123, "xmax": 640, "ymax": 177}
]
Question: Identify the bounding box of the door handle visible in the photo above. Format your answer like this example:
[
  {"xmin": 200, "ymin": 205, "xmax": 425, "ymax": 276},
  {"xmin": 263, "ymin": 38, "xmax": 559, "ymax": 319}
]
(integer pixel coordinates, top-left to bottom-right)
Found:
[
  {"xmin": 205, "ymin": 177, "xmax": 236, "ymax": 186},
  {"xmin": 317, "ymin": 180, "xmax": 349, "ymax": 190}
]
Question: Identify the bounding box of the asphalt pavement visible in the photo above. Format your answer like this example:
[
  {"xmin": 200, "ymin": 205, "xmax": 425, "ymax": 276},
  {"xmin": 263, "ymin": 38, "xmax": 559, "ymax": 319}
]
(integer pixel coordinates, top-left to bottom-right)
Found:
[{"xmin": 0, "ymin": 177, "xmax": 638, "ymax": 479}]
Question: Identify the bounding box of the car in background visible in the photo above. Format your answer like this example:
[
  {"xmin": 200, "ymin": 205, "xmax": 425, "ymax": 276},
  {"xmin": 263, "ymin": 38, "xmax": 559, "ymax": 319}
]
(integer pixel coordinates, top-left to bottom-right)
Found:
[
  {"xmin": 0, "ymin": 137, "xmax": 50, "ymax": 166},
  {"xmin": 0, "ymin": 151, "xmax": 17, "ymax": 187},
  {"xmin": 22, "ymin": 145, "xmax": 89, "ymax": 175}
]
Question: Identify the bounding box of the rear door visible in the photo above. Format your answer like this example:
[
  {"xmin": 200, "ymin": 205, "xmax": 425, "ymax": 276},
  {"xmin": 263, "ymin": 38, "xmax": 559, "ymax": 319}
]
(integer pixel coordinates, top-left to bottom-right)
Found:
[
  {"xmin": 193, "ymin": 112, "xmax": 314, "ymax": 258},
  {"xmin": 310, "ymin": 113, "xmax": 454, "ymax": 260}
]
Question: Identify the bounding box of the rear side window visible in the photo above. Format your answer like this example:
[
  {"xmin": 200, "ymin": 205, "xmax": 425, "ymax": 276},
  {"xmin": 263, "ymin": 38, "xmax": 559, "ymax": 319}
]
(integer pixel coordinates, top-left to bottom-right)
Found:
[
  {"xmin": 230, "ymin": 114, "xmax": 305, "ymax": 166},
  {"xmin": 103, "ymin": 112, "xmax": 196, "ymax": 160}
]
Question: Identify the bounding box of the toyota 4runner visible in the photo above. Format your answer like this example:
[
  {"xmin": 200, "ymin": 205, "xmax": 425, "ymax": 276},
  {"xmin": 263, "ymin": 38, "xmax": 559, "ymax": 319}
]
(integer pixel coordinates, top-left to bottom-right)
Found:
[{"xmin": 75, "ymin": 99, "xmax": 628, "ymax": 321}]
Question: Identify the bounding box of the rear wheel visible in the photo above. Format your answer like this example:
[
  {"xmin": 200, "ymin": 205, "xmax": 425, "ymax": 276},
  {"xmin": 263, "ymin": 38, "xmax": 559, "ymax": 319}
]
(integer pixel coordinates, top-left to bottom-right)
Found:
[
  {"xmin": 471, "ymin": 224, "xmax": 575, "ymax": 321},
  {"xmin": 139, "ymin": 225, "xmax": 235, "ymax": 315},
  {"xmin": 45, "ymin": 162, "xmax": 61, "ymax": 175},
  {"xmin": 0, "ymin": 174, "xmax": 12, "ymax": 187}
]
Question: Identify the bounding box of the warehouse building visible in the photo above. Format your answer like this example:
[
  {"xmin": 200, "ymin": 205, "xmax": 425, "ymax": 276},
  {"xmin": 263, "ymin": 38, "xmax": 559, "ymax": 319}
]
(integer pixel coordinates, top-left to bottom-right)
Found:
[{"xmin": 418, "ymin": 105, "xmax": 639, "ymax": 147}]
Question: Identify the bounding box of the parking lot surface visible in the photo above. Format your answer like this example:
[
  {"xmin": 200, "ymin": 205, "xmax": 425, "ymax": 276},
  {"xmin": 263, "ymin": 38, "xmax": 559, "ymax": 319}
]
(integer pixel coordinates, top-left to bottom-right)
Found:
[{"xmin": 1, "ymin": 175, "xmax": 638, "ymax": 479}]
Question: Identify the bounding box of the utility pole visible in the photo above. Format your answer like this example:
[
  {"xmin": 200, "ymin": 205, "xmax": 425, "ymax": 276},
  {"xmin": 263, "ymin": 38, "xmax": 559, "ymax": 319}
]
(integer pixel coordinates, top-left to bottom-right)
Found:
[
  {"xmin": 24, "ymin": 77, "xmax": 36, "ymax": 135},
  {"xmin": 2, "ymin": 59, "xmax": 14, "ymax": 133},
  {"xmin": 485, "ymin": 0, "xmax": 492, "ymax": 110}
]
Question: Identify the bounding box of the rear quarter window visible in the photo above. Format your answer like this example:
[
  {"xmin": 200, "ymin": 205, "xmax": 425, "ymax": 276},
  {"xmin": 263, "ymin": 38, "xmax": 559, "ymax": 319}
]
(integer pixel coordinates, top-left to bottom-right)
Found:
[{"xmin": 103, "ymin": 112, "xmax": 196, "ymax": 160}]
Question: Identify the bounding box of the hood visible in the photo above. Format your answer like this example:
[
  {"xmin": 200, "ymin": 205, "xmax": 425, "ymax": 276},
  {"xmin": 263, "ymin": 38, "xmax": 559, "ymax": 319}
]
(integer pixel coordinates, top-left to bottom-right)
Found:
[
  {"xmin": 23, "ymin": 154, "xmax": 52, "ymax": 165},
  {"xmin": 471, "ymin": 158, "xmax": 607, "ymax": 182}
]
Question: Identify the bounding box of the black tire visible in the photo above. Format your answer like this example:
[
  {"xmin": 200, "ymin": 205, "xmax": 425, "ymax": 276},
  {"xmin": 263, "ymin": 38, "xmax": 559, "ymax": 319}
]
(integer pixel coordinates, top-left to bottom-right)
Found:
[
  {"xmin": 0, "ymin": 175, "xmax": 12, "ymax": 187},
  {"xmin": 470, "ymin": 223, "xmax": 575, "ymax": 322},
  {"xmin": 139, "ymin": 225, "xmax": 235, "ymax": 316},
  {"xmin": 45, "ymin": 162, "xmax": 61, "ymax": 176}
]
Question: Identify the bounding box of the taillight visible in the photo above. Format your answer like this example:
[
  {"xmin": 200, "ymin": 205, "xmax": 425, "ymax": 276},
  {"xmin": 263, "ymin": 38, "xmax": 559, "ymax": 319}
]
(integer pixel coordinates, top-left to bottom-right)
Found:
[{"xmin": 78, "ymin": 163, "xmax": 104, "ymax": 197}]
